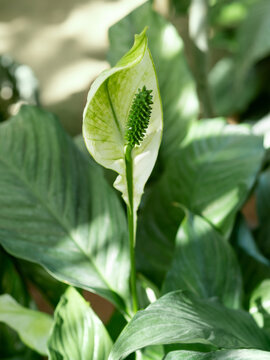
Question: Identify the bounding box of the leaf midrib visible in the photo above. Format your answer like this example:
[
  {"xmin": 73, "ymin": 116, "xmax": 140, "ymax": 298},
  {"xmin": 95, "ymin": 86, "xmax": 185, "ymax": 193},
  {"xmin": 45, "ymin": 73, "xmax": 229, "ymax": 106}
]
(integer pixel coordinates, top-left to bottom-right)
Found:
[{"xmin": 0, "ymin": 152, "xmax": 118, "ymax": 301}]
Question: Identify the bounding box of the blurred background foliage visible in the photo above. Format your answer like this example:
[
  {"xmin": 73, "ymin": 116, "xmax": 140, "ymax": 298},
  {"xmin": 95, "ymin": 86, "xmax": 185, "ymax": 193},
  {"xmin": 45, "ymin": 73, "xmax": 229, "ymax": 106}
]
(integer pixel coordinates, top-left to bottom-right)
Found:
[{"xmin": 0, "ymin": 0, "xmax": 269, "ymax": 132}]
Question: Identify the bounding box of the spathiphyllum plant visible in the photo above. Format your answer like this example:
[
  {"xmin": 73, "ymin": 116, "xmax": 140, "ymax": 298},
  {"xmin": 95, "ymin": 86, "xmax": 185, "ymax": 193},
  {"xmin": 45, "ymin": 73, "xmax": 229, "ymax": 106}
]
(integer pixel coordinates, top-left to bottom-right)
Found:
[
  {"xmin": 2, "ymin": 1, "xmax": 270, "ymax": 360},
  {"xmin": 83, "ymin": 28, "xmax": 162, "ymax": 313}
]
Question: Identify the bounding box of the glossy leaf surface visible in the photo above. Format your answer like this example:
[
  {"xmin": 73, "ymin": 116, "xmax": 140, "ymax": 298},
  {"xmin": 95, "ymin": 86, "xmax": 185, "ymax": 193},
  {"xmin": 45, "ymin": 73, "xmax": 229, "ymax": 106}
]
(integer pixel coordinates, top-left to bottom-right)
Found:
[{"xmin": 109, "ymin": 291, "xmax": 270, "ymax": 360}]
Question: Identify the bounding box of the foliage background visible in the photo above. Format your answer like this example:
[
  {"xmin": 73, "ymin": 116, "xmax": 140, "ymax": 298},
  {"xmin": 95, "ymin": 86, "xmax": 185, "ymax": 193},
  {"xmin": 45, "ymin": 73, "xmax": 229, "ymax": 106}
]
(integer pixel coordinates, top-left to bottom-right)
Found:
[{"xmin": 1, "ymin": 0, "xmax": 270, "ymax": 358}]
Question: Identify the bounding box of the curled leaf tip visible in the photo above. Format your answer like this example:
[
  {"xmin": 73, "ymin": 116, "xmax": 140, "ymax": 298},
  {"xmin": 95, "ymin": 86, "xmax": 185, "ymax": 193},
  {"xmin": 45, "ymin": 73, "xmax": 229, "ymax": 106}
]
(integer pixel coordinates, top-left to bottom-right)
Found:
[{"xmin": 126, "ymin": 85, "xmax": 153, "ymax": 147}]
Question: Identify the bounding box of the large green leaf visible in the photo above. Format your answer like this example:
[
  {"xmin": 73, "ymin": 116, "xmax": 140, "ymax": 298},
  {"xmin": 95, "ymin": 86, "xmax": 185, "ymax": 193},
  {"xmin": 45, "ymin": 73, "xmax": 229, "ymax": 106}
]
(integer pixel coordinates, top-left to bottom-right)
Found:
[
  {"xmin": 109, "ymin": 291, "xmax": 270, "ymax": 360},
  {"xmin": 48, "ymin": 287, "xmax": 112, "ymax": 360},
  {"xmin": 167, "ymin": 119, "xmax": 264, "ymax": 234},
  {"xmin": 0, "ymin": 105, "xmax": 129, "ymax": 312},
  {"xmin": 164, "ymin": 349, "xmax": 270, "ymax": 359},
  {"xmin": 83, "ymin": 28, "xmax": 162, "ymax": 215},
  {"xmin": 0, "ymin": 294, "xmax": 52, "ymax": 355},
  {"xmin": 162, "ymin": 213, "xmax": 242, "ymax": 309},
  {"xmin": 136, "ymin": 119, "xmax": 264, "ymax": 284},
  {"xmin": 108, "ymin": 1, "xmax": 199, "ymax": 158}
]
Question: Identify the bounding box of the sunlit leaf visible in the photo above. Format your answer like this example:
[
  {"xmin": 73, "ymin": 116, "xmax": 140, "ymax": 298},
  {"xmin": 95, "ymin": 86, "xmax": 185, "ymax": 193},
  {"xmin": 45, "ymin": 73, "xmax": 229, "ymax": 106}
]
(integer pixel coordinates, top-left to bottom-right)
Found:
[
  {"xmin": 209, "ymin": 57, "xmax": 259, "ymax": 116},
  {"xmin": 0, "ymin": 105, "xmax": 129, "ymax": 312},
  {"xmin": 48, "ymin": 287, "xmax": 112, "ymax": 360},
  {"xmin": 250, "ymin": 279, "xmax": 270, "ymax": 332},
  {"xmin": 0, "ymin": 294, "xmax": 52, "ymax": 355}
]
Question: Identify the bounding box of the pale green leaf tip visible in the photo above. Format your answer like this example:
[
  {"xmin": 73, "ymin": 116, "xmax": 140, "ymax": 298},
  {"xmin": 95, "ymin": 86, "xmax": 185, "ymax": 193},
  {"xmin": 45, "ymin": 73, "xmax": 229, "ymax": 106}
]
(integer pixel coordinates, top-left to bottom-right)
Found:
[
  {"xmin": 115, "ymin": 27, "xmax": 149, "ymax": 69},
  {"xmin": 134, "ymin": 26, "xmax": 149, "ymax": 48},
  {"xmin": 135, "ymin": 26, "xmax": 148, "ymax": 41}
]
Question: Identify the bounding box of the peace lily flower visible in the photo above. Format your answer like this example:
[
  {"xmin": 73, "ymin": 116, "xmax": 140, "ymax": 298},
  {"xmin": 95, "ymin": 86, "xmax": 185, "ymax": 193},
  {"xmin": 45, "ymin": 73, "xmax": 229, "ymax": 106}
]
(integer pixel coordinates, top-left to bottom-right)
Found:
[
  {"xmin": 82, "ymin": 28, "xmax": 162, "ymax": 312},
  {"xmin": 83, "ymin": 27, "xmax": 162, "ymax": 217}
]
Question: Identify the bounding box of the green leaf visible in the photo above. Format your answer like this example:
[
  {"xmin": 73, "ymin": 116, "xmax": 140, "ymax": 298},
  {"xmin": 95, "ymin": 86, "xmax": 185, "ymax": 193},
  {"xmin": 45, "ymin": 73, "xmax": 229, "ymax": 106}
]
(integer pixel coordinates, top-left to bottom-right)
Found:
[
  {"xmin": 209, "ymin": 57, "xmax": 260, "ymax": 116},
  {"xmin": 162, "ymin": 213, "xmax": 242, "ymax": 309},
  {"xmin": 83, "ymin": 28, "xmax": 162, "ymax": 214},
  {"xmin": 169, "ymin": 119, "xmax": 264, "ymax": 234},
  {"xmin": 48, "ymin": 287, "xmax": 112, "ymax": 360},
  {"xmin": 108, "ymin": 1, "xmax": 199, "ymax": 158},
  {"xmin": 164, "ymin": 349, "xmax": 270, "ymax": 359},
  {"xmin": 234, "ymin": 217, "xmax": 270, "ymax": 267},
  {"xmin": 232, "ymin": 217, "xmax": 270, "ymax": 298},
  {"xmin": 236, "ymin": 0, "xmax": 270, "ymax": 86},
  {"xmin": 0, "ymin": 294, "xmax": 52, "ymax": 355},
  {"xmin": 109, "ymin": 291, "xmax": 270, "ymax": 360},
  {"xmin": 250, "ymin": 280, "xmax": 270, "ymax": 331},
  {"xmin": 0, "ymin": 105, "xmax": 129, "ymax": 312},
  {"xmin": 0, "ymin": 250, "xmax": 37, "ymax": 358},
  {"xmin": 136, "ymin": 119, "xmax": 264, "ymax": 284}
]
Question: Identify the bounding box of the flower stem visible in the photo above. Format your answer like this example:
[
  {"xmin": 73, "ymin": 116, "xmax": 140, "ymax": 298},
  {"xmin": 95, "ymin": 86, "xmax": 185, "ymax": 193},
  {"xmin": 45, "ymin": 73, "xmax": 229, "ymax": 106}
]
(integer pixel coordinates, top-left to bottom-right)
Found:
[{"xmin": 125, "ymin": 144, "xmax": 138, "ymax": 313}]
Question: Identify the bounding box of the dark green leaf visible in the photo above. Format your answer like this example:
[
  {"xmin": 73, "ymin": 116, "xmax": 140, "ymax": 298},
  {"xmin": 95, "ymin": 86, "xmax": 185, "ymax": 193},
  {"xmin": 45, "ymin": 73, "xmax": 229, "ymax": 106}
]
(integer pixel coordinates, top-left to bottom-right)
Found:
[
  {"xmin": 235, "ymin": 217, "xmax": 270, "ymax": 266},
  {"xmin": 256, "ymin": 168, "xmax": 270, "ymax": 259},
  {"xmin": 109, "ymin": 291, "xmax": 270, "ymax": 360},
  {"xmin": 232, "ymin": 217, "xmax": 270, "ymax": 298},
  {"xmin": 162, "ymin": 213, "xmax": 242, "ymax": 309},
  {"xmin": 0, "ymin": 105, "xmax": 130, "ymax": 312},
  {"xmin": 48, "ymin": 287, "xmax": 112, "ymax": 360}
]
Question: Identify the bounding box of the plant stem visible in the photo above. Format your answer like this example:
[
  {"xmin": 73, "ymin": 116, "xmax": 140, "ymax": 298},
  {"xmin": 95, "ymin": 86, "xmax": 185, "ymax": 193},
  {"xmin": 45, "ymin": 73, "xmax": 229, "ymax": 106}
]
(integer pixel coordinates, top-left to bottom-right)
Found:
[{"xmin": 125, "ymin": 144, "xmax": 138, "ymax": 313}]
